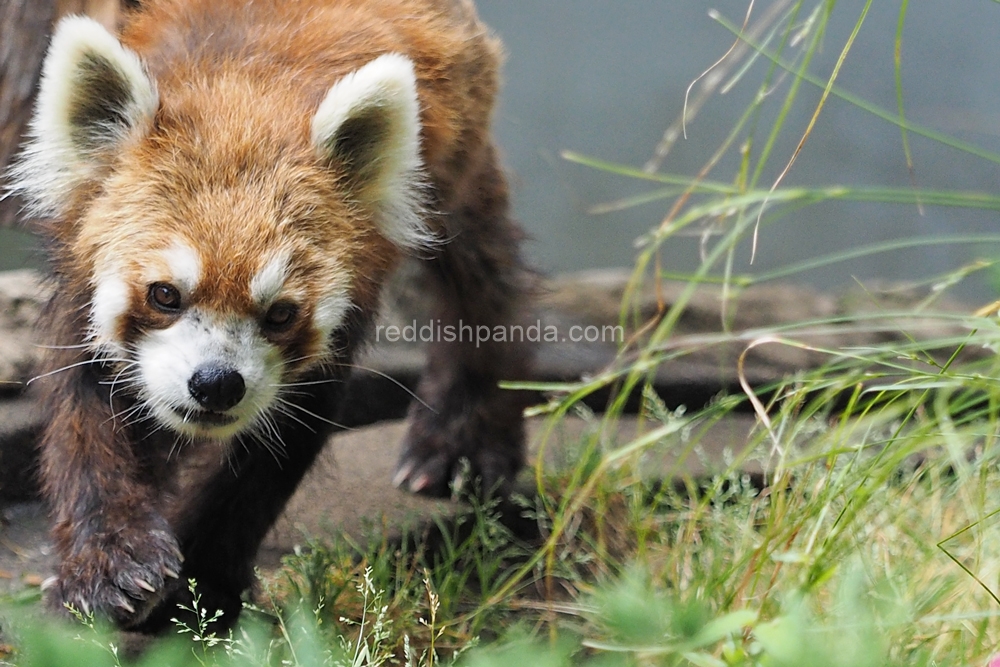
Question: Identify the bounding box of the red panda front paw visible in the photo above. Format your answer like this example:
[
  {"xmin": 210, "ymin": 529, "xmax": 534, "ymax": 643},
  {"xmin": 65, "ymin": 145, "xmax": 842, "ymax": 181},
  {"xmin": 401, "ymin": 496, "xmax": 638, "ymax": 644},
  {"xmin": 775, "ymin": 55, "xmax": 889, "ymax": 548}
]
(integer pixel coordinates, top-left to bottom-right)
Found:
[
  {"xmin": 395, "ymin": 406, "xmax": 525, "ymax": 498},
  {"xmin": 48, "ymin": 520, "xmax": 183, "ymax": 628}
]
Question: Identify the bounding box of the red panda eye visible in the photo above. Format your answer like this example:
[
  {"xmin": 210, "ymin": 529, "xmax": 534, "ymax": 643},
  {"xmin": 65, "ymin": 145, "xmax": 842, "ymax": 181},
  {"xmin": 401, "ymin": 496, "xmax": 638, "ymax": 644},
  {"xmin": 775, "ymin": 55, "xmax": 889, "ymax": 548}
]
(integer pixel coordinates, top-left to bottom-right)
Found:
[
  {"xmin": 148, "ymin": 283, "xmax": 182, "ymax": 312},
  {"xmin": 264, "ymin": 302, "xmax": 298, "ymax": 331}
]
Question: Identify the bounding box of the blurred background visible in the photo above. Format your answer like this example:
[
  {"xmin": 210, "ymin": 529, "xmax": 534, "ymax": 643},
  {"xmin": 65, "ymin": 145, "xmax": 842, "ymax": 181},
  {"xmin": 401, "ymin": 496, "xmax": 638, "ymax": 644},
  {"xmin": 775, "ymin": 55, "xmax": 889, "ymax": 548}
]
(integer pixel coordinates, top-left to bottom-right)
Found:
[
  {"xmin": 4, "ymin": 0, "xmax": 1000, "ymax": 303},
  {"xmin": 476, "ymin": 0, "xmax": 1000, "ymax": 304}
]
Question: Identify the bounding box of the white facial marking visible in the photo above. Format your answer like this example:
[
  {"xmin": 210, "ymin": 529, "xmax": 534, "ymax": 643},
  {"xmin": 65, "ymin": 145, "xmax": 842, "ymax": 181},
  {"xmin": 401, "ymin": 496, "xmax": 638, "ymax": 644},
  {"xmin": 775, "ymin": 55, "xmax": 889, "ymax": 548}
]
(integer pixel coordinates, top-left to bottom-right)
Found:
[
  {"xmin": 89, "ymin": 271, "xmax": 130, "ymax": 353},
  {"xmin": 250, "ymin": 251, "xmax": 290, "ymax": 307},
  {"xmin": 314, "ymin": 276, "xmax": 354, "ymax": 338},
  {"xmin": 160, "ymin": 242, "xmax": 202, "ymax": 294},
  {"xmin": 136, "ymin": 310, "xmax": 283, "ymax": 440}
]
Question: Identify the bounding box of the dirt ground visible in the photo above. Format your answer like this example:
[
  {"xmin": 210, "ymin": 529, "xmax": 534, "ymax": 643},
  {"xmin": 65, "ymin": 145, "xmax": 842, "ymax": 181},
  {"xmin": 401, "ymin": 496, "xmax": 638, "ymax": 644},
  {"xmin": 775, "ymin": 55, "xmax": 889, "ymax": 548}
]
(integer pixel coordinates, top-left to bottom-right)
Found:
[{"xmin": 0, "ymin": 414, "xmax": 761, "ymax": 598}]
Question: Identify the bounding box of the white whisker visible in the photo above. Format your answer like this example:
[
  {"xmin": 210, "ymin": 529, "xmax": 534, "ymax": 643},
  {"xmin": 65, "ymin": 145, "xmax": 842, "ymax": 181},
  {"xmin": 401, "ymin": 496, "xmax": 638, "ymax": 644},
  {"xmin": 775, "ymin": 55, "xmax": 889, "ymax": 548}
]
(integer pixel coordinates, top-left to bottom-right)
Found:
[
  {"xmin": 252, "ymin": 413, "xmax": 288, "ymax": 466},
  {"xmin": 103, "ymin": 361, "xmax": 141, "ymax": 423},
  {"xmin": 272, "ymin": 401, "xmax": 318, "ymax": 434},
  {"xmin": 335, "ymin": 361, "xmax": 434, "ymax": 412},
  {"xmin": 240, "ymin": 396, "xmax": 289, "ymax": 466},
  {"xmin": 32, "ymin": 342, "xmax": 92, "ymax": 350},
  {"xmin": 27, "ymin": 357, "xmax": 133, "ymax": 385},
  {"xmin": 167, "ymin": 433, "xmax": 193, "ymax": 461},
  {"xmin": 274, "ymin": 396, "xmax": 351, "ymax": 431},
  {"xmin": 282, "ymin": 352, "xmax": 328, "ymax": 366},
  {"xmin": 269, "ymin": 378, "xmax": 345, "ymax": 388}
]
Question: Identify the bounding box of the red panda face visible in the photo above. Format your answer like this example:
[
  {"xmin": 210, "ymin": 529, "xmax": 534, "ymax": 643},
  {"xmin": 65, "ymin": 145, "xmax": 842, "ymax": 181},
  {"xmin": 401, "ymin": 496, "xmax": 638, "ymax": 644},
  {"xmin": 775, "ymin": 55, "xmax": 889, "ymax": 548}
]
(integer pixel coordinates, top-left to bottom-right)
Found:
[
  {"xmin": 10, "ymin": 16, "xmax": 432, "ymax": 441},
  {"xmin": 87, "ymin": 236, "xmax": 354, "ymax": 440},
  {"xmin": 80, "ymin": 152, "xmax": 362, "ymax": 440}
]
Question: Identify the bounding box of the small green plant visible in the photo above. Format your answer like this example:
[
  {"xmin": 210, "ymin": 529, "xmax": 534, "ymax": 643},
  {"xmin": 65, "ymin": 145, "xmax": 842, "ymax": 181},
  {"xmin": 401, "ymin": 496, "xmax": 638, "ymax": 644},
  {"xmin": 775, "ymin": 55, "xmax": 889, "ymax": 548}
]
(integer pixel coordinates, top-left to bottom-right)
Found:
[
  {"xmin": 333, "ymin": 567, "xmax": 395, "ymax": 667},
  {"xmin": 172, "ymin": 580, "xmax": 232, "ymax": 651}
]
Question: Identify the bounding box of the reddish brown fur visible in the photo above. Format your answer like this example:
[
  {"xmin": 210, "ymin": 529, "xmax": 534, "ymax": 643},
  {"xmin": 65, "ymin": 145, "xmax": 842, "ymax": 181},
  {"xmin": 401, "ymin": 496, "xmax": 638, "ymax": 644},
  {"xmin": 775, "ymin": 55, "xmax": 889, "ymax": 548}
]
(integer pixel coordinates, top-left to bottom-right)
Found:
[{"xmin": 31, "ymin": 0, "xmax": 534, "ymax": 632}]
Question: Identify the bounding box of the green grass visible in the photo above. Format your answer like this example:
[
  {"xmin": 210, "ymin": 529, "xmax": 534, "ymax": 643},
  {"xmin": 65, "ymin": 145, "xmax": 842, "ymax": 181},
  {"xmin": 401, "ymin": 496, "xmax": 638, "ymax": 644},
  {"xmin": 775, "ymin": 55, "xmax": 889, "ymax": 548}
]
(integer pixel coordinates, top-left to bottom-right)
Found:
[{"xmin": 7, "ymin": 0, "xmax": 1000, "ymax": 664}]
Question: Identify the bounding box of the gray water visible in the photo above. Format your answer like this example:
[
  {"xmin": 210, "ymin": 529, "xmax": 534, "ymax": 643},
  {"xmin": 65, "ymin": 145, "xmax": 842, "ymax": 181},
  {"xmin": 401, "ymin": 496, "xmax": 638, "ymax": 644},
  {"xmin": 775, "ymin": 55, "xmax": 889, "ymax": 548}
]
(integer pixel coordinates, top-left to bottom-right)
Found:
[{"xmin": 4, "ymin": 1, "xmax": 1000, "ymax": 301}]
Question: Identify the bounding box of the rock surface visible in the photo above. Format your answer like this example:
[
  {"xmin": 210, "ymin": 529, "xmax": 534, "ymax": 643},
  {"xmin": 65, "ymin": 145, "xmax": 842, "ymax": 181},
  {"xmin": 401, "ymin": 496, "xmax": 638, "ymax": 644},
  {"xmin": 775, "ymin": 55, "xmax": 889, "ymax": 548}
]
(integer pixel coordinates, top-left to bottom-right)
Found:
[{"xmin": 0, "ymin": 270, "xmax": 46, "ymax": 392}]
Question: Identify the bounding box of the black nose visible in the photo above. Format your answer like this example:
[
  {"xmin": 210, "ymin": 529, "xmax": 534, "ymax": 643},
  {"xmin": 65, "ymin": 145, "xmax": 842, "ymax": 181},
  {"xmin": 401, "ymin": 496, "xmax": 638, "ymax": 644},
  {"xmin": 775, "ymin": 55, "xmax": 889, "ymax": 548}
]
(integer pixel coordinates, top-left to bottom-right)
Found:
[{"xmin": 187, "ymin": 365, "xmax": 246, "ymax": 412}]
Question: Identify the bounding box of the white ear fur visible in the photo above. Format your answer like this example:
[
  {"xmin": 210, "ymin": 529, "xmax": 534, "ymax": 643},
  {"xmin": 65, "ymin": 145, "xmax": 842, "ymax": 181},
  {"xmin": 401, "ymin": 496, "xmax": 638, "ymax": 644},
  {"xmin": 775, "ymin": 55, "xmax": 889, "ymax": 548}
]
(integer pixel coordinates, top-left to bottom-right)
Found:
[
  {"xmin": 6, "ymin": 15, "xmax": 158, "ymax": 215},
  {"xmin": 311, "ymin": 54, "xmax": 434, "ymax": 250}
]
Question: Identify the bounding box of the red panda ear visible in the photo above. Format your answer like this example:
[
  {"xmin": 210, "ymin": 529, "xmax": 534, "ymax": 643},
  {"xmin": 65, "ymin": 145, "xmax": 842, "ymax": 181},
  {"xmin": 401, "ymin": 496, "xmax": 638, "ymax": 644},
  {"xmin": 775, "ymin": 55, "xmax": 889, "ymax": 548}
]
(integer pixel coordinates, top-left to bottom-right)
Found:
[
  {"xmin": 311, "ymin": 54, "xmax": 434, "ymax": 250},
  {"xmin": 8, "ymin": 16, "xmax": 158, "ymax": 217}
]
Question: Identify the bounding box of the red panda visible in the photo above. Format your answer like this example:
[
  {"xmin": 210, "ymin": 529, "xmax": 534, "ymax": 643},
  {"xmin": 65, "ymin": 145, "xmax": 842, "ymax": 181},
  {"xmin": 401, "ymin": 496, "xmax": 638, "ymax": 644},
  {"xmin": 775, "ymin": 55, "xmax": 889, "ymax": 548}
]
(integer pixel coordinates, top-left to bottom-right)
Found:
[{"xmin": 7, "ymin": 0, "xmax": 533, "ymax": 631}]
